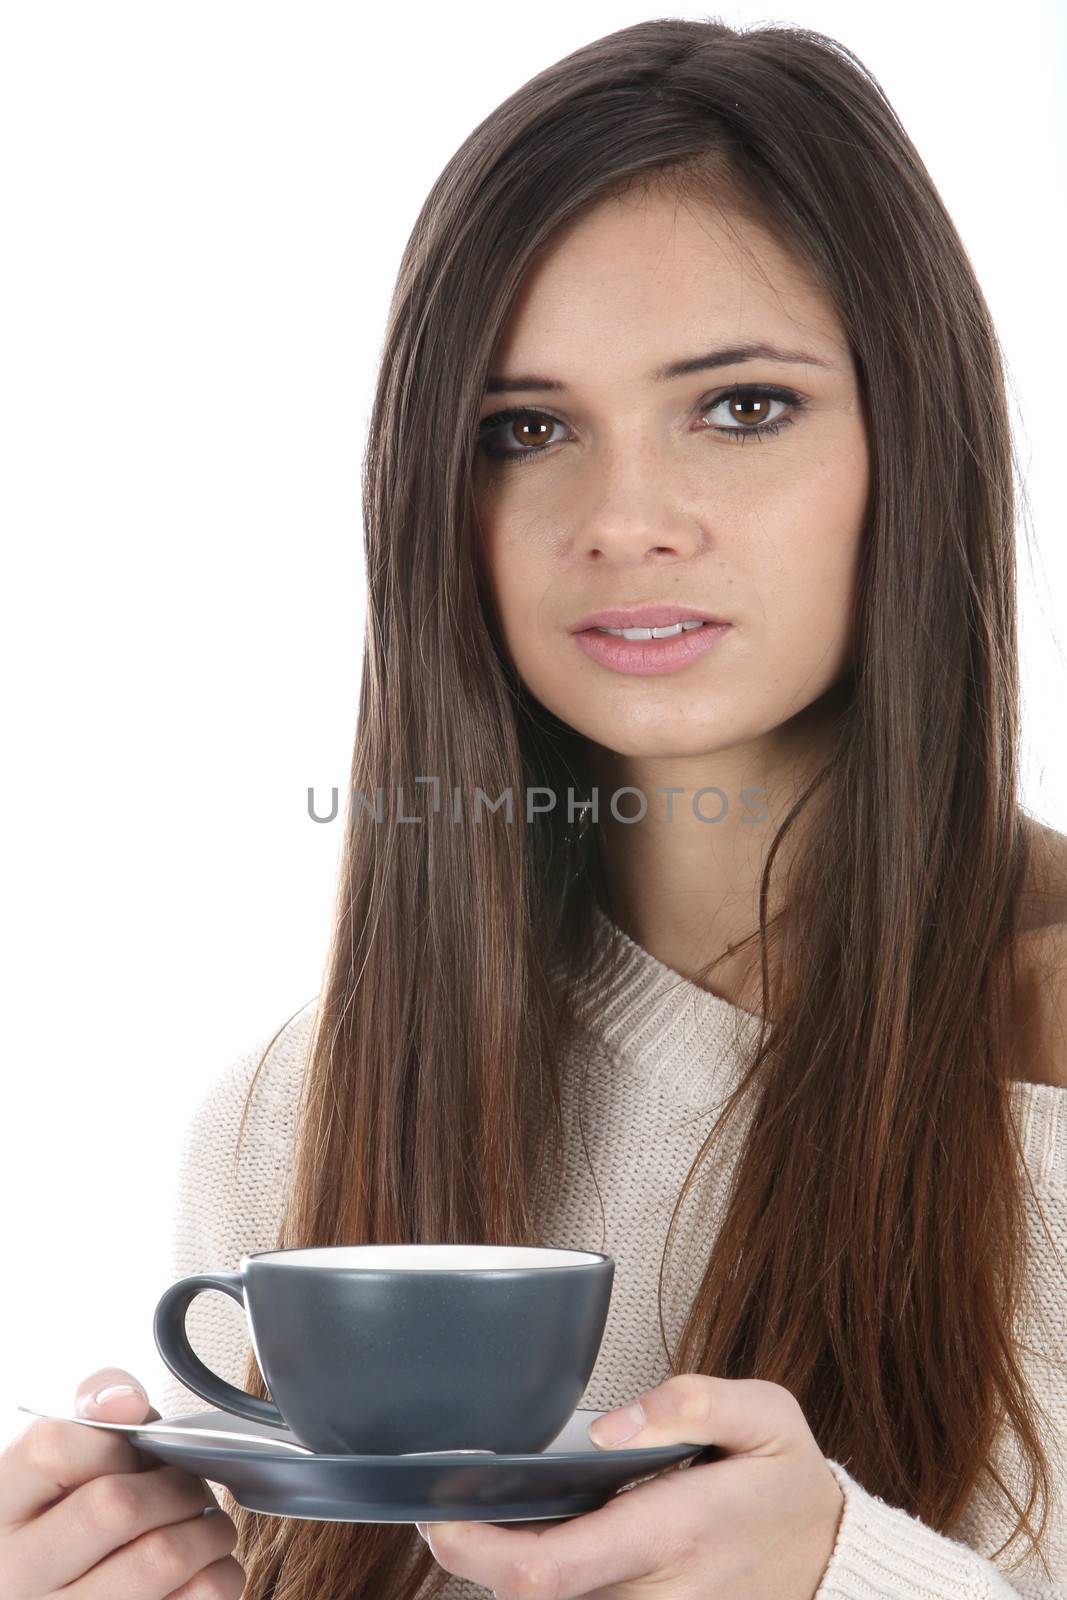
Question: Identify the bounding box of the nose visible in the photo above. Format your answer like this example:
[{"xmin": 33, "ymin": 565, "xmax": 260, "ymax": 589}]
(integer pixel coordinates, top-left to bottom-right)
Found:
[
  {"xmin": 575, "ymin": 518, "xmax": 705, "ymax": 563},
  {"xmin": 571, "ymin": 463, "xmax": 708, "ymax": 563}
]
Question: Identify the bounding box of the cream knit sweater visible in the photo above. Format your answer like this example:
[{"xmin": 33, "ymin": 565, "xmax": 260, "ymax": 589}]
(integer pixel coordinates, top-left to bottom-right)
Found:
[{"xmin": 157, "ymin": 905, "xmax": 1067, "ymax": 1597}]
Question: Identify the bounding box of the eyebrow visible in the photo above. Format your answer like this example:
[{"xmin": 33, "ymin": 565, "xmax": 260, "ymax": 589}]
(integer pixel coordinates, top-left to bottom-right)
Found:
[{"xmin": 484, "ymin": 341, "xmax": 835, "ymax": 395}]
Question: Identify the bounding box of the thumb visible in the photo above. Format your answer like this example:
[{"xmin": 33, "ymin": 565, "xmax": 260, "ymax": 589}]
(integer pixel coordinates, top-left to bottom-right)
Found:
[
  {"xmin": 74, "ymin": 1368, "xmax": 164, "ymax": 1475},
  {"xmin": 75, "ymin": 1368, "xmax": 161, "ymax": 1425}
]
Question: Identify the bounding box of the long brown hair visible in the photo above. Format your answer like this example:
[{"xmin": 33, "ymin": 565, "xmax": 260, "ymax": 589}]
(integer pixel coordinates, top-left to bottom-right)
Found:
[{"xmin": 224, "ymin": 18, "xmax": 1062, "ymax": 1594}]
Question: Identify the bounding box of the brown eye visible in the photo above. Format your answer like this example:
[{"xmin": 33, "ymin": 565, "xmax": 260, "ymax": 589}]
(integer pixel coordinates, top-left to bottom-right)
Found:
[
  {"xmin": 700, "ymin": 385, "xmax": 805, "ymax": 445},
  {"xmin": 477, "ymin": 408, "xmax": 565, "ymax": 465},
  {"xmin": 476, "ymin": 385, "xmax": 807, "ymax": 467},
  {"xmin": 507, "ymin": 415, "xmax": 556, "ymax": 448},
  {"xmin": 726, "ymin": 394, "xmax": 774, "ymax": 423}
]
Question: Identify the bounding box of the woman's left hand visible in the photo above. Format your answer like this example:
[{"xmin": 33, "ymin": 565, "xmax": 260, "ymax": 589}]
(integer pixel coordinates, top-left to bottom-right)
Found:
[{"xmin": 415, "ymin": 1374, "xmax": 845, "ymax": 1599}]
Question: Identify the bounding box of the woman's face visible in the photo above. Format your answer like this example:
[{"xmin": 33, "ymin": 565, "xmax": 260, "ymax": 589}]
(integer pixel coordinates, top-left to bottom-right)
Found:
[{"xmin": 472, "ymin": 186, "xmax": 869, "ymax": 766}]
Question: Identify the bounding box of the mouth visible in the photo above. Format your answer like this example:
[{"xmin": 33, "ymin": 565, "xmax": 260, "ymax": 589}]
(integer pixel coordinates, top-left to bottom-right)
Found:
[
  {"xmin": 581, "ymin": 619, "xmax": 710, "ymax": 641},
  {"xmin": 571, "ymin": 617, "xmax": 733, "ymax": 678},
  {"xmin": 569, "ymin": 606, "xmax": 730, "ymax": 635}
]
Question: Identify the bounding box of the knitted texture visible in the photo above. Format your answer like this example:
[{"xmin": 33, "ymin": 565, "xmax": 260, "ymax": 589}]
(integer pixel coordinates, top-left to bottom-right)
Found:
[{"xmin": 158, "ymin": 906, "xmax": 1067, "ymax": 1597}]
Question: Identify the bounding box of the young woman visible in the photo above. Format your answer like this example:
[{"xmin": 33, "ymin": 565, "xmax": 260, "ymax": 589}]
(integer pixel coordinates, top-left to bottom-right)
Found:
[{"xmin": 5, "ymin": 16, "xmax": 1063, "ymax": 1600}]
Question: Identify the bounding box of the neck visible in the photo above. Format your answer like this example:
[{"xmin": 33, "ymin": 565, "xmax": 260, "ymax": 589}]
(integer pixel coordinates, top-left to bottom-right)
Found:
[{"xmin": 586, "ymin": 683, "xmax": 848, "ymax": 1011}]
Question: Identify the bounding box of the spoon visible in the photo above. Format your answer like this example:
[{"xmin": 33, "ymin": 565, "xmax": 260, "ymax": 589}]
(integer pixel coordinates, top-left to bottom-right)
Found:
[
  {"xmin": 16, "ymin": 1405, "xmax": 316, "ymax": 1454},
  {"xmin": 15, "ymin": 1406, "xmax": 496, "ymax": 1457}
]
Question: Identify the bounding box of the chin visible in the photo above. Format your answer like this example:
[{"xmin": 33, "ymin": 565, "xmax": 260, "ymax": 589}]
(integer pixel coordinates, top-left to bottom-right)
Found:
[{"xmin": 587, "ymin": 727, "xmax": 728, "ymax": 760}]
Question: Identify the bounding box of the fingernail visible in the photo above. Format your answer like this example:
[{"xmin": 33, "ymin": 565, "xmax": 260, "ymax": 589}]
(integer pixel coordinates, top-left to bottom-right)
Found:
[
  {"xmin": 588, "ymin": 1402, "xmax": 645, "ymax": 1447},
  {"xmin": 90, "ymin": 1384, "xmax": 146, "ymax": 1407}
]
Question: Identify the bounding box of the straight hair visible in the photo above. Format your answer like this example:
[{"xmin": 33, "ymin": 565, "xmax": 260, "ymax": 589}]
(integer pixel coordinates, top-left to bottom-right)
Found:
[{"xmin": 222, "ymin": 18, "xmax": 1061, "ymax": 1595}]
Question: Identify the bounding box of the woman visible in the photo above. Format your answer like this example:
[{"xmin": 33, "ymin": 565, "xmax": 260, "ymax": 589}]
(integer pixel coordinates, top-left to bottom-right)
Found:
[{"xmin": 158, "ymin": 17, "xmax": 1067, "ymax": 1598}]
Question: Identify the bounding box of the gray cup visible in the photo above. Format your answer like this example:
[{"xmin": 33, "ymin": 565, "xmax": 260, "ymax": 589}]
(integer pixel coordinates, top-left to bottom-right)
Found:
[{"xmin": 153, "ymin": 1243, "xmax": 614, "ymax": 1455}]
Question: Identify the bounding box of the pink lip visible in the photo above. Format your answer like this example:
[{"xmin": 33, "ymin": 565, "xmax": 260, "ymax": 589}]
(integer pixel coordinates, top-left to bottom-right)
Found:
[
  {"xmin": 569, "ymin": 605, "xmax": 729, "ymax": 633},
  {"xmin": 573, "ymin": 620, "xmax": 733, "ymax": 677}
]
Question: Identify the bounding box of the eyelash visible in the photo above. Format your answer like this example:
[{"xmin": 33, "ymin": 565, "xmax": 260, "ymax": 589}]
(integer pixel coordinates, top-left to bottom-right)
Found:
[{"xmin": 476, "ymin": 385, "xmax": 806, "ymax": 467}]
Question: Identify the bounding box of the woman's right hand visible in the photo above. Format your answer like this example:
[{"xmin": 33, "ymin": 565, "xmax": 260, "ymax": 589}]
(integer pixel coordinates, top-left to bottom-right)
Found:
[{"xmin": 0, "ymin": 1366, "xmax": 245, "ymax": 1597}]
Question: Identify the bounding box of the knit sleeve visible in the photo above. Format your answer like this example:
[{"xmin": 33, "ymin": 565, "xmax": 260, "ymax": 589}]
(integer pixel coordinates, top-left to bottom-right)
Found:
[
  {"xmin": 809, "ymin": 1459, "xmax": 1059, "ymax": 1599},
  {"xmin": 155, "ymin": 1005, "xmax": 315, "ymax": 1426}
]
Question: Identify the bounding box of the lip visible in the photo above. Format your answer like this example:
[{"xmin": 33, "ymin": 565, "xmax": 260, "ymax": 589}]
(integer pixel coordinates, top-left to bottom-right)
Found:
[
  {"xmin": 572, "ymin": 620, "xmax": 732, "ymax": 677},
  {"xmin": 569, "ymin": 605, "xmax": 730, "ymax": 633}
]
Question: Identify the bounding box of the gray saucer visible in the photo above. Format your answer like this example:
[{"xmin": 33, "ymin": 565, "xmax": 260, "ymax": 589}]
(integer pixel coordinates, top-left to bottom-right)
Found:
[{"xmin": 128, "ymin": 1408, "xmax": 723, "ymax": 1523}]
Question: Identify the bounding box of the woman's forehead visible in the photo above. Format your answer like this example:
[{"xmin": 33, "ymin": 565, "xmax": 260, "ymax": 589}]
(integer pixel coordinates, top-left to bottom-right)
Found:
[{"xmin": 488, "ymin": 210, "xmax": 849, "ymax": 394}]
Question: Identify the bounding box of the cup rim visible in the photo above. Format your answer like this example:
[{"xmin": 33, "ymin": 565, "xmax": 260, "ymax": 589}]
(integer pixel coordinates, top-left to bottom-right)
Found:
[{"xmin": 240, "ymin": 1243, "xmax": 612, "ymax": 1271}]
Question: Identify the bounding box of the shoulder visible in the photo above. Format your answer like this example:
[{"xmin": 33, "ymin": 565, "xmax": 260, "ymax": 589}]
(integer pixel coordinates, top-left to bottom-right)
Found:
[
  {"xmin": 1013, "ymin": 821, "xmax": 1067, "ymax": 1089},
  {"xmin": 180, "ymin": 997, "xmax": 320, "ymax": 1164}
]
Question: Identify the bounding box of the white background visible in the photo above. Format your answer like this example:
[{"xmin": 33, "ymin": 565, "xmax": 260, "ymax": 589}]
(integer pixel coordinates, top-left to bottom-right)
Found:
[{"xmin": 1, "ymin": 1, "xmax": 1064, "ymax": 1447}]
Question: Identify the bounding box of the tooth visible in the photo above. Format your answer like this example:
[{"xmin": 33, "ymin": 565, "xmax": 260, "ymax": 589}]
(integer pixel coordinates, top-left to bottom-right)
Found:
[{"xmin": 594, "ymin": 620, "xmax": 706, "ymax": 639}]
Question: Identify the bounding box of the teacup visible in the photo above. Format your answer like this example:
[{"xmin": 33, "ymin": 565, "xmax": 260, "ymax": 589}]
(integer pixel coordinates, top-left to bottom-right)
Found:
[{"xmin": 153, "ymin": 1242, "xmax": 614, "ymax": 1455}]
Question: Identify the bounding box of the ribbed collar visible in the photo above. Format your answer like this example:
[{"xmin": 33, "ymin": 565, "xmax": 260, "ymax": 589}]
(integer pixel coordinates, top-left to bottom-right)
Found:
[
  {"xmin": 584, "ymin": 903, "xmax": 1066, "ymax": 1184},
  {"xmin": 584, "ymin": 901, "xmax": 766, "ymax": 1109}
]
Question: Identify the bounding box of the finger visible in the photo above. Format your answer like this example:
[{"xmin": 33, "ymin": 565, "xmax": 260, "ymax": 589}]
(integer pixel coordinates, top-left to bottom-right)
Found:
[
  {"xmin": 425, "ymin": 1455, "xmax": 713, "ymax": 1598},
  {"xmin": 75, "ymin": 1368, "xmax": 219, "ymax": 1506},
  {"xmin": 74, "ymin": 1368, "xmax": 158, "ymax": 1423},
  {"xmin": 0, "ymin": 1407, "xmax": 160, "ymax": 1528},
  {"xmin": 74, "ymin": 1368, "xmax": 163, "ymax": 1473},
  {"xmin": 71, "ymin": 1491, "xmax": 239, "ymax": 1600},
  {"xmin": 610, "ymin": 1375, "xmax": 797, "ymax": 1455},
  {"xmin": 9, "ymin": 1461, "xmax": 219, "ymax": 1595}
]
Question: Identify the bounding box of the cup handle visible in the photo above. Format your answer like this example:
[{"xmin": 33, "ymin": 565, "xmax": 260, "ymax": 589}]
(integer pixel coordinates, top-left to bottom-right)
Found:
[{"xmin": 153, "ymin": 1271, "xmax": 288, "ymax": 1430}]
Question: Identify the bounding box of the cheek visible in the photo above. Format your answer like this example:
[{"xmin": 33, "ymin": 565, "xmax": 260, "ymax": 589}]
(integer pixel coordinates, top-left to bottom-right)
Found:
[
  {"xmin": 477, "ymin": 530, "xmax": 554, "ymax": 669},
  {"xmin": 753, "ymin": 436, "xmax": 865, "ymax": 599},
  {"xmin": 711, "ymin": 453, "xmax": 862, "ymax": 709},
  {"xmin": 755, "ymin": 477, "xmax": 864, "ymax": 683},
  {"xmin": 773, "ymin": 522, "xmax": 860, "ymax": 615}
]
